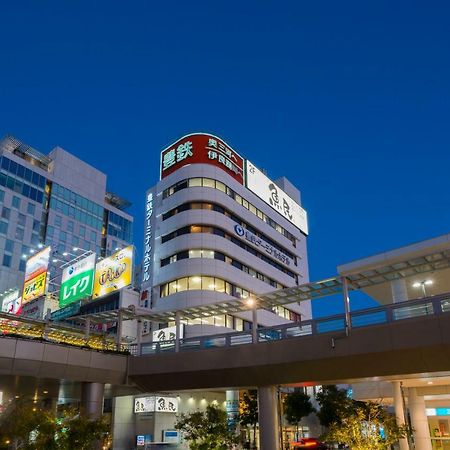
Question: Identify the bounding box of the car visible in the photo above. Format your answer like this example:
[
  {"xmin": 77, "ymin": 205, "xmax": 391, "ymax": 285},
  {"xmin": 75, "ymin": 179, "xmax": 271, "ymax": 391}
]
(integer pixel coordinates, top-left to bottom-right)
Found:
[{"xmin": 290, "ymin": 438, "xmax": 329, "ymax": 449}]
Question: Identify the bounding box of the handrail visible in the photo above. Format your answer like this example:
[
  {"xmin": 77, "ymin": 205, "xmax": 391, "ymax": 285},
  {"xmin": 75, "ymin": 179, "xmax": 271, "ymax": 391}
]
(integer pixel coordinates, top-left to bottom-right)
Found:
[{"xmin": 135, "ymin": 292, "xmax": 450, "ymax": 356}]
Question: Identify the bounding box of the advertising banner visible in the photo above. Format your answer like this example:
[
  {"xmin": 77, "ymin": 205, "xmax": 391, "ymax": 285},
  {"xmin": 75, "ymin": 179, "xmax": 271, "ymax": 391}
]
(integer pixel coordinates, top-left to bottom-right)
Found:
[
  {"xmin": 134, "ymin": 396, "xmax": 178, "ymax": 414},
  {"xmin": 59, "ymin": 253, "xmax": 96, "ymax": 308},
  {"xmin": 92, "ymin": 246, "xmax": 133, "ymax": 299},
  {"xmin": 1, "ymin": 290, "xmax": 22, "ymax": 315},
  {"xmin": 152, "ymin": 325, "xmax": 184, "ymax": 347},
  {"xmin": 22, "ymin": 247, "xmax": 51, "ymax": 304},
  {"xmin": 160, "ymin": 133, "xmax": 245, "ymax": 184},
  {"xmin": 245, "ymin": 160, "xmax": 308, "ymax": 235}
]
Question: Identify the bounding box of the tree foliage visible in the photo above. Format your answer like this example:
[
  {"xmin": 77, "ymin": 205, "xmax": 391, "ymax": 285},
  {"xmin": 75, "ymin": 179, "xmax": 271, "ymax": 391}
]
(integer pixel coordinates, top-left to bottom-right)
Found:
[
  {"xmin": 238, "ymin": 390, "xmax": 258, "ymax": 448},
  {"xmin": 324, "ymin": 401, "xmax": 408, "ymax": 450},
  {"xmin": 284, "ymin": 390, "xmax": 315, "ymax": 439},
  {"xmin": 175, "ymin": 404, "xmax": 238, "ymax": 450},
  {"xmin": 315, "ymin": 385, "xmax": 354, "ymax": 428},
  {"xmin": 0, "ymin": 403, "xmax": 109, "ymax": 450}
]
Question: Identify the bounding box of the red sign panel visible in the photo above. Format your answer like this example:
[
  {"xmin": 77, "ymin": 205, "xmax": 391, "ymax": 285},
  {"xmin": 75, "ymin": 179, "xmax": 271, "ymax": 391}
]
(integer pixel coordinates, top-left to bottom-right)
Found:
[{"xmin": 160, "ymin": 133, "xmax": 244, "ymax": 184}]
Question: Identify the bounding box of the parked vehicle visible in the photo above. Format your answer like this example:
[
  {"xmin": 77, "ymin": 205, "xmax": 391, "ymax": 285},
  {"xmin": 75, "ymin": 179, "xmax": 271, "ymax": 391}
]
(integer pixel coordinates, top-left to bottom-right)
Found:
[{"xmin": 290, "ymin": 437, "xmax": 329, "ymax": 449}]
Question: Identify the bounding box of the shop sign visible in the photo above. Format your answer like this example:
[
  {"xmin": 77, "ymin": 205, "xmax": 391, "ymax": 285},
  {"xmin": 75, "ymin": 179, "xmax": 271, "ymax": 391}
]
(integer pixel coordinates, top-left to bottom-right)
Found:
[
  {"xmin": 160, "ymin": 133, "xmax": 244, "ymax": 184},
  {"xmin": 245, "ymin": 160, "xmax": 308, "ymax": 234},
  {"xmin": 1, "ymin": 290, "xmax": 22, "ymax": 315},
  {"xmin": 234, "ymin": 224, "xmax": 292, "ymax": 266},
  {"xmin": 59, "ymin": 254, "xmax": 96, "ymax": 308},
  {"xmin": 142, "ymin": 191, "xmax": 153, "ymax": 284},
  {"xmin": 152, "ymin": 325, "xmax": 184, "ymax": 346},
  {"xmin": 51, "ymin": 301, "xmax": 81, "ymax": 321},
  {"xmin": 22, "ymin": 247, "xmax": 51, "ymax": 304},
  {"xmin": 92, "ymin": 246, "xmax": 133, "ymax": 299},
  {"xmin": 134, "ymin": 396, "xmax": 178, "ymax": 414}
]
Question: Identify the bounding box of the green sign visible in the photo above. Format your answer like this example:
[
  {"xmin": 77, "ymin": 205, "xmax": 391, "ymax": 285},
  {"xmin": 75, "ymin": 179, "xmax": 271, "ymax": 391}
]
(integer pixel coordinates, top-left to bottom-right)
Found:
[
  {"xmin": 59, "ymin": 254, "xmax": 96, "ymax": 308},
  {"xmin": 51, "ymin": 301, "xmax": 81, "ymax": 321}
]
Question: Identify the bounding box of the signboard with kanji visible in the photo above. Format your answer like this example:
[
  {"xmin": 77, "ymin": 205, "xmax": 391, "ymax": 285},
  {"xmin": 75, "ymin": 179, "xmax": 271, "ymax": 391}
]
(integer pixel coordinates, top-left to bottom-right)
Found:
[
  {"xmin": 22, "ymin": 247, "xmax": 51, "ymax": 304},
  {"xmin": 160, "ymin": 133, "xmax": 244, "ymax": 184}
]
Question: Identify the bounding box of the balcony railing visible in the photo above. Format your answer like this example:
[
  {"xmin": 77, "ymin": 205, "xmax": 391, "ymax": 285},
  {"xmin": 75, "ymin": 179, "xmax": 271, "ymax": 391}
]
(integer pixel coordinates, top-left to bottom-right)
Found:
[{"xmin": 132, "ymin": 293, "xmax": 450, "ymax": 356}]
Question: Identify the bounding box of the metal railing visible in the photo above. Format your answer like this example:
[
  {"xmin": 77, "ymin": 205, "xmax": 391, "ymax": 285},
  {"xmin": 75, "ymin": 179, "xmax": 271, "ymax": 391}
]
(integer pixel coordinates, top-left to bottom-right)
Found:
[{"xmin": 132, "ymin": 293, "xmax": 450, "ymax": 356}]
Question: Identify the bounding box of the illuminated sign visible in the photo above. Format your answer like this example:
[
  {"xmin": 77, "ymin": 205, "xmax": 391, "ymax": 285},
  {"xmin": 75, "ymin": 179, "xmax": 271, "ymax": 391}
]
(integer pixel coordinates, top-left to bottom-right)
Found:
[
  {"xmin": 22, "ymin": 247, "xmax": 51, "ymax": 304},
  {"xmin": 59, "ymin": 254, "xmax": 96, "ymax": 308},
  {"xmin": 134, "ymin": 396, "xmax": 178, "ymax": 414},
  {"xmin": 426, "ymin": 408, "xmax": 450, "ymax": 416},
  {"xmin": 92, "ymin": 246, "xmax": 133, "ymax": 299},
  {"xmin": 1, "ymin": 290, "xmax": 22, "ymax": 315},
  {"xmin": 142, "ymin": 191, "xmax": 153, "ymax": 284},
  {"xmin": 245, "ymin": 160, "xmax": 308, "ymax": 235},
  {"xmin": 160, "ymin": 133, "xmax": 244, "ymax": 184},
  {"xmin": 152, "ymin": 325, "xmax": 184, "ymax": 345},
  {"xmin": 234, "ymin": 224, "xmax": 292, "ymax": 266}
]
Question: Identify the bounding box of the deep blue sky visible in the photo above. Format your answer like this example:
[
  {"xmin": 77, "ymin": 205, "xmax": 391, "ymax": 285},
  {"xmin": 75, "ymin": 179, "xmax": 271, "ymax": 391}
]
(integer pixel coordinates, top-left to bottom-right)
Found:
[{"xmin": 1, "ymin": 1, "xmax": 449, "ymax": 316}]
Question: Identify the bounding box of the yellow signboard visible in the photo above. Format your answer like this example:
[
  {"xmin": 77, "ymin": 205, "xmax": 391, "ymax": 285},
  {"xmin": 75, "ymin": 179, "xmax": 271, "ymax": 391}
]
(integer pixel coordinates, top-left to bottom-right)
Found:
[
  {"xmin": 23, "ymin": 272, "xmax": 47, "ymax": 304},
  {"xmin": 22, "ymin": 247, "xmax": 51, "ymax": 304},
  {"xmin": 92, "ymin": 246, "xmax": 133, "ymax": 299}
]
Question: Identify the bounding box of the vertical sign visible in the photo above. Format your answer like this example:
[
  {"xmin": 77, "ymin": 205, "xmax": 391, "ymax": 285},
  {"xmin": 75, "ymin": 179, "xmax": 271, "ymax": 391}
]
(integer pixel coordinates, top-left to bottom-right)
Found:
[
  {"xmin": 22, "ymin": 247, "xmax": 51, "ymax": 304},
  {"xmin": 59, "ymin": 253, "xmax": 96, "ymax": 308},
  {"xmin": 141, "ymin": 187, "xmax": 156, "ymax": 310}
]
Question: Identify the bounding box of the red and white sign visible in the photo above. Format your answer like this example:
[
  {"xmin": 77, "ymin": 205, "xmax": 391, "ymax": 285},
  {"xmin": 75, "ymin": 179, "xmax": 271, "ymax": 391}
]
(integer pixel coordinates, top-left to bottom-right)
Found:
[{"xmin": 160, "ymin": 133, "xmax": 244, "ymax": 184}]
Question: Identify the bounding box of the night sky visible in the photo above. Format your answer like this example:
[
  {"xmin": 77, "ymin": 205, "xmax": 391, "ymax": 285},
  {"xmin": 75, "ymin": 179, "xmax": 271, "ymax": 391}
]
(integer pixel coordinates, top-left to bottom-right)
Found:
[{"xmin": 1, "ymin": 1, "xmax": 449, "ymax": 316}]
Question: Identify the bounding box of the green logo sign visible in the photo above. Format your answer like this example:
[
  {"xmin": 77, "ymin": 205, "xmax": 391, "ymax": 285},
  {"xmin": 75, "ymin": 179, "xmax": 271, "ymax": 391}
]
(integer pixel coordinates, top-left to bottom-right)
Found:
[{"xmin": 59, "ymin": 254, "xmax": 96, "ymax": 308}]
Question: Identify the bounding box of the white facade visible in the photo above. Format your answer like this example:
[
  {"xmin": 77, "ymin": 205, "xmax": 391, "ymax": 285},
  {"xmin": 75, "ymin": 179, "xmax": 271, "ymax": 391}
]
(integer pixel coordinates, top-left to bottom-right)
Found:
[{"xmin": 142, "ymin": 134, "xmax": 310, "ymax": 335}]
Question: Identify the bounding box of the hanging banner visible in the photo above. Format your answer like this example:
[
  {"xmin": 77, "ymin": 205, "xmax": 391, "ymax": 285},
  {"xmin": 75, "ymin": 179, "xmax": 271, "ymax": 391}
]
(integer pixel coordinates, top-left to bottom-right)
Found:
[
  {"xmin": 1, "ymin": 290, "xmax": 22, "ymax": 315},
  {"xmin": 22, "ymin": 247, "xmax": 51, "ymax": 304},
  {"xmin": 59, "ymin": 253, "xmax": 96, "ymax": 308},
  {"xmin": 92, "ymin": 246, "xmax": 133, "ymax": 299}
]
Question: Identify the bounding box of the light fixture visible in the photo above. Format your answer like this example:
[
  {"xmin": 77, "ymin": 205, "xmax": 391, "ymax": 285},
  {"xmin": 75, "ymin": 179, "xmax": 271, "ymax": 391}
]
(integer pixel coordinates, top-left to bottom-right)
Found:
[
  {"xmin": 29, "ymin": 249, "xmax": 35, "ymax": 254},
  {"xmin": 37, "ymin": 243, "xmax": 43, "ymax": 249},
  {"xmin": 427, "ymin": 381, "xmax": 433, "ymax": 385},
  {"xmin": 192, "ymin": 276, "xmax": 201, "ymax": 283},
  {"xmin": 63, "ymin": 252, "xmax": 68, "ymax": 256},
  {"xmin": 412, "ymin": 280, "xmax": 433, "ymax": 297},
  {"xmin": 72, "ymin": 247, "xmax": 79, "ymax": 252},
  {"xmin": 52, "ymin": 259, "xmax": 58, "ymax": 263},
  {"xmin": 246, "ymin": 298, "xmax": 255, "ymax": 307}
]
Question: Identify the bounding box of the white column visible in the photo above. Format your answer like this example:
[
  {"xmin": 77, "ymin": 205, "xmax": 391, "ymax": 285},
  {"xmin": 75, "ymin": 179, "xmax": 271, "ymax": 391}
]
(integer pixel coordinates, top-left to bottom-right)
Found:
[
  {"xmin": 408, "ymin": 388, "xmax": 432, "ymax": 450},
  {"xmin": 116, "ymin": 310, "xmax": 123, "ymax": 350},
  {"xmin": 258, "ymin": 386, "xmax": 280, "ymax": 450},
  {"xmin": 175, "ymin": 311, "xmax": 181, "ymax": 352},
  {"xmin": 81, "ymin": 382, "xmax": 104, "ymax": 419},
  {"xmin": 252, "ymin": 307, "xmax": 258, "ymax": 344},
  {"xmin": 341, "ymin": 277, "xmax": 351, "ymax": 331},
  {"xmin": 393, "ymin": 382, "xmax": 409, "ymax": 450},
  {"xmin": 391, "ymin": 278, "xmax": 408, "ymax": 303},
  {"xmin": 226, "ymin": 390, "xmax": 240, "ymax": 431}
]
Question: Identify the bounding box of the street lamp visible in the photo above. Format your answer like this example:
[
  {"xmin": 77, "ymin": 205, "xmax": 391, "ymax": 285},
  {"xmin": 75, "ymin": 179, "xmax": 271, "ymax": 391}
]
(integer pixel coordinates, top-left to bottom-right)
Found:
[{"xmin": 412, "ymin": 279, "xmax": 433, "ymax": 297}]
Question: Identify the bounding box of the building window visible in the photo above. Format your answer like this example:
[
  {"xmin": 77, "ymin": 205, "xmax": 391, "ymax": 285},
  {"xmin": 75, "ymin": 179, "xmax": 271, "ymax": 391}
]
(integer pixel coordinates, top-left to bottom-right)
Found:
[
  {"xmin": 46, "ymin": 225, "xmax": 54, "ymax": 238},
  {"xmin": 54, "ymin": 215, "xmax": 62, "ymax": 227},
  {"xmin": 160, "ymin": 276, "xmax": 240, "ymax": 298},
  {"xmin": 2, "ymin": 254, "xmax": 12, "ymax": 267},
  {"xmin": 31, "ymin": 233, "xmax": 40, "ymax": 246},
  {"xmin": 15, "ymin": 227, "xmax": 24, "ymax": 240},
  {"xmin": 27, "ymin": 202, "xmax": 36, "ymax": 215},
  {"xmin": 79, "ymin": 225, "xmax": 85, "ymax": 237},
  {"xmin": 60, "ymin": 231, "xmax": 67, "ymax": 242},
  {"xmin": 19, "ymin": 259, "xmax": 26, "ymax": 272},
  {"xmin": 1, "ymin": 207, "xmax": 10, "ymax": 220},
  {"xmin": 18, "ymin": 213, "xmax": 26, "ymax": 227},
  {"xmin": 5, "ymin": 239, "xmax": 14, "ymax": 253},
  {"xmin": 12, "ymin": 196, "xmax": 20, "ymax": 209},
  {"xmin": 67, "ymin": 220, "xmax": 74, "ymax": 233},
  {"xmin": 0, "ymin": 190, "xmax": 4, "ymax": 203},
  {"xmin": 91, "ymin": 230, "xmax": 97, "ymax": 242},
  {"xmin": 72, "ymin": 236, "xmax": 79, "ymax": 247},
  {"xmin": 33, "ymin": 219, "xmax": 40, "ymax": 232}
]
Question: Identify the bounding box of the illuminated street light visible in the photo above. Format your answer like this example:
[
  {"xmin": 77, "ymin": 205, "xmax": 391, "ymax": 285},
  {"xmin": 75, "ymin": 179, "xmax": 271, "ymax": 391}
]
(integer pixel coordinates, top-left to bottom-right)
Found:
[{"xmin": 412, "ymin": 279, "xmax": 433, "ymax": 297}]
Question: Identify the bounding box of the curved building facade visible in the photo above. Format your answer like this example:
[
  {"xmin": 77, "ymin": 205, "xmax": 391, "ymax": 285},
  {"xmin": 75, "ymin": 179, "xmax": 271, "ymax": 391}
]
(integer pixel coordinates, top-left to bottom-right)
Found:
[{"xmin": 141, "ymin": 133, "xmax": 310, "ymax": 337}]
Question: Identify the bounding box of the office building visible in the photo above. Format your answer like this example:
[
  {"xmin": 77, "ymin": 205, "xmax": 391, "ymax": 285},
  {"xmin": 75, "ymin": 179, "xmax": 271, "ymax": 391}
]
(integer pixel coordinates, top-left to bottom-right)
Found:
[
  {"xmin": 0, "ymin": 134, "xmax": 133, "ymax": 309},
  {"xmin": 141, "ymin": 132, "xmax": 310, "ymax": 337}
]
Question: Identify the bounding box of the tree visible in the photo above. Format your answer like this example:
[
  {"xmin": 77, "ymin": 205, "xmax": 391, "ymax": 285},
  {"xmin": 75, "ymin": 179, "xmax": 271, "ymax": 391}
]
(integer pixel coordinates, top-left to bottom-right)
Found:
[
  {"xmin": 238, "ymin": 390, "xmax": 258, "ymax": 449},
  {"xmin": 315, "ymin": 385, "xmax": 354, "ymax": 428},
  {"xmin": 284, "ymin": 390, "xmax": 315, "ymax": 441},
  {"xmin": 175, "ymin": 404, "xmax": 238, "ymax": 450},
  {"xmin": 0, "ymin": 403, "xmax": 110, "ymax": 450},
  {"xmin": 324, "ymin": 401, "xmax": 408, "ymax": 450}
]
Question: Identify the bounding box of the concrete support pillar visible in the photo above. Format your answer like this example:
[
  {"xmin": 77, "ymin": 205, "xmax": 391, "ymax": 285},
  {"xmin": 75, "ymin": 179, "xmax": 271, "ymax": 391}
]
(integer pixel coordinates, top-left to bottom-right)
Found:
[
  {"xmin": 391, "ymin": 278, "xmax": 408, "ymax": 303},
  {"xmin": 393, "ymin": 382, "xmax": 409, "ymax": 450},
  {"xmin": 116, "ymin": 310, "xmax": 123, "ymax": 350},
  {"xmin": 341, "ymin": 277, "xmax": 351, "ymax": 332},
  {"xmin": 175, "ymin": 311, "xmax": 181, "ymax": 352},
  {"xmin": 81, "ymin": 382, "xmax": 104, "ymax": 419},
  {"xmin": 408, "ymin": 388, "xmax": 432, "ymax": 450},
  {"xmin": 258, "ymin": 386, "xmax": 280, "ymax": 450},
  {"xmin": 84, "ymin": 318, "xmax": 91, "ymax": 340},
  {"xmin": 136, "ymin": 320, "xmax": 142, "ymax": 356},
  {"xmin": 252, "ymin": 307, "xmax": 258, "ymax": 344}
]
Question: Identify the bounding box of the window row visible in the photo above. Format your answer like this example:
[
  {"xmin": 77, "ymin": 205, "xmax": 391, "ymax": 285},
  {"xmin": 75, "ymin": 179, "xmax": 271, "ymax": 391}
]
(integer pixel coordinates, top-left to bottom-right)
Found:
[
  {"xmin": 163, "ymin": 201, "xmax": 296, "ymax": 261},
  {"xmin": 168, "ymin": 314, "xmax": 252, "ymax": 332},
  {"xmin": 52, "ymin": 183, "xmax": 104, "ymax": 218},
  {"xmin": 108, "ymin": 211, "xmax": 133, "ymax": 243},
  {"xmin": 163, "ymin": 177, "xmax": 298, "ymax": 244},
  {"xmin": 0, "ymin": 172, "xmax": 45, "ymax": 204},
  {"xmin": 1, "ymin": 157, "xmax": 47, "ymax": 188},
  {"xmin": 161, "ymin": 249, "xmax": 285, "ymax": 289},
  {"xmin": 49, "ymin": 198, "xmax": 103, "ymax": 231},
  {"xmin": 161, "ymin": 225, "xmax": 297, "ymax": 280},
  {"xmin": 160, "ymin": 275, "xmax": 253, "ymax": 300},
  {"xmin": 272, "ymin": 305, "xmax": 301, "ymax": 323}
]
